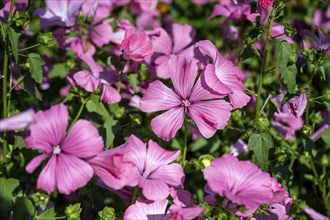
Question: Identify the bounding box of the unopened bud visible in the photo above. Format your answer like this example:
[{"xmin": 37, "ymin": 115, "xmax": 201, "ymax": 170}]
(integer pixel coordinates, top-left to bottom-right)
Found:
[
  {"xmin": 254, "ymin": 115, "xmax": 270, "ymax": 132},
  {"xmin": 38, "ymin": 32, "xmax": 56, "ymax": 48},
  {"xmin": 12, "ymin": 11, "xmax": 29, "ymax": 27}
]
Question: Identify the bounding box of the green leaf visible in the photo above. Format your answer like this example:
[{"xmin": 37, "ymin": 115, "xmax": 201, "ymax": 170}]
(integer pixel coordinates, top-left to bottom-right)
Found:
[
  {"xmin": 12, "ymin": 197, "xmax": 34, "ymax": 220},
  {"xmin": 302, "ymin": 138, "xmax": 315, "ymax": 158},
  {"xmin": 98, "ymin": 206, "xmax": 116, "ymax": 220},
  {"xmin": 104, "ymin": 117, "xmax": 119, "ymax": 148},
  {"xmin": 8, "ymin": 26, "xmax": 20, "ymax": 62},
  {"xmin": 248, "ymin": 132, "xmax": 274, "ymax": 170},
  {"xmin": 322, "ymin": 128, "xmax": 330, "ymax": 145},
  {"xmin": 281, "ymin": 64, "xmax": 297, "ymax": 93},
  {"xmin": 28, "ymin": 53, "xmax": 45, "ymax": 84},
  {"xmin": 190, "ymin": 138, "xmax": 208, "ymax": 152},
  {"xmin": 276, "ymin": 40, "xmax": 291, "ymax": 72},
  {"xmin": 48, "ymin": 63, "xmax": 69, "ymax": 79},
  {"xmin": 86, "ymin": 95, "xmax": 109, "ymax": 117},
  {"xmin": 20, "ymin": 75, "xmax": 42, "ymax": 100},
  {"xmin": 128, "ymin": 73, "xmax": 138, "ymax": 91},
  {"xmin": 0, "ymin": 178, "xmax": 21, "ymax": 220},
  {"xmin": 38, "ymin": 207, "xmax": 56, "ymax": 220},
  {"xmin": 14, "ymin": 135, "xmax": 25, "ymax": 149}
]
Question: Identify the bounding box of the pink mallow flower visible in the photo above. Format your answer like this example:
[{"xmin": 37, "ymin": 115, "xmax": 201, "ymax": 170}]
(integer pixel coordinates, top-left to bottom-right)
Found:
[
  {"xmin": 0, "ymin": 109, "xmax": 35, "ymax": 132},
  {"xmin": 73, "ymin": 53, "xmax": 121, "ymax": 104},
  {"xmin": 140, "ymin": 56, "xmax": 232, "ymax": 141},
  {"xmin": 195, "ymin": 40, "xmax": 250, "ymax": 109},
  {"xmin": 286, "ymin": 92, "xmax": 307, "ymax": 118},
  {"xmin": 257, "ymin": 0, "xmax": 274, "ymax": 26},
  {"xmin": 203, "ymin": 154, "xmax": 274, "ymax": 217},
  {"xmin": 121, "ymin": 28, "xmax": 154, "ymax": 62},
  {"xmin": 124, "ymin": 198, "xmax": 204, "ymax": 220},
  {"xmin": 123, "ymin": 135, "xmax": 185, "ymax": 201},
  {"xmin": 152, "ymin": 23, "xmax": 197, "ymax": 79},
  {"xmin": 24, "ymin": 104, "xmax": 104, "ymax": 195}
]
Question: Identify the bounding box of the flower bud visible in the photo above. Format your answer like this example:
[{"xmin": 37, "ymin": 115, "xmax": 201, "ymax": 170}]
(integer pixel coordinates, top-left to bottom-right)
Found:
[
  {"xmin": 302, "ymin": 125, "xmax": 313, "ymax": 138},
  {"xmin": 254, "ymin": 115, "xmax": 270, "ymax": 132},
  {"xmin": 284, "ymin": 23, "xmax": 296, "ymax": 38},
  {"xmin": 38, "ymin": 32, "xmax": 56, "ymax": 48},
  {"xmin": 98, "ymin": 206, "xmax": 116, "ymax": 220},
  {"xmin": 65, "ymin": 203, "xmax": 82, "ymax": 220},
  {"xmin": 199, "ymin": 155, "xmax": 214, "ymax": 169},
  {"xmin": 12, "ymin": 11, "xmax": 29, "ymax": 27}
]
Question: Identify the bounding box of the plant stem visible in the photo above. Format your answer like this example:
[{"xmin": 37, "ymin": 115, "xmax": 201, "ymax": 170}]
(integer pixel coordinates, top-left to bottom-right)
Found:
[
  {"xmin": 255, "ymin": 19, "xmax": 273, "ymax": 120},
  {"xmin": 130, "ymin": 187, "xmax": 138, "ymax": 205},
  {"xmin": 1, "ymin": 0, "xmax": 15, "ymax": 162},
  {"xmin": 18, "ymin": 43, "xmax": 40, "ymax": 51},
  {"xmin": 67, "ymin": 98, "xmax": 87, "ymax": 132},
  {"xmin": 117, "ymin": 60, "xmax": 127, "ymax": 93},
  {"xmin": 181, "ymin": 120, "xmax": 188, "ymax": 167}
]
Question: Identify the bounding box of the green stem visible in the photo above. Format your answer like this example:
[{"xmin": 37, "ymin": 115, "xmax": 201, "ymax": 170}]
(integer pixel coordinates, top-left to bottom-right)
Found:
[
  {"xmin": 1, "ymin": 0, "xmax": 15, "ymax": 162},
  {"xmin": 67, "ymin": 98, "xmax": 87, "ymax": 132},
  {"xmin": 18, "ymin": 43, "xmax": 40, "ymax": 51},
  {"xmin": 255, "ymin": 19, "xmax": 273, "ymax": 120},
  {"xmin": 130, "ymin": 187, "xmax": 139, "ymax": 205},
  {"xmin": 117, "ymin": 60, "xmax": 127, "ymax": 93},
  {"xmin": 259, "ymin": 94, "xmax": 271, "ymax": 114},
  {"xmin": 181, "ymin": 120, "xmax": 188, "ymax": 167}
]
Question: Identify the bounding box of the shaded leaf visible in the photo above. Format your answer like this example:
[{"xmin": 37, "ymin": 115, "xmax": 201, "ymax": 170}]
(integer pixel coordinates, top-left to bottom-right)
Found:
[
  {"xmin": 0, "ymin": 178, "xmax": 21, "ymax": 220},
  {"xmin": 48, "ymin": 63, "xmax": 69, "ymax": 79},
  {"xmin": 28, "ymin": 53, "xmax": 45, "ymax": 84},
  {"xmin": 13, "ymin": 197, "xmax": 34, "ymax": 220},
  {"xmin": 38, "ymin": 207, "xmax": 56, "ymax": 220},
  {"xmin": 86, "ymin": 95, "xmax": 109, "ymax": 117},
  {"xmin": 281, "ymin": 64, "xmax": 297, "ymax": 93},
  {"xmin": 8, "ymin": 26, "xmax": 20, "ymax": 62},
  {"xmin": 276, "ymin": 40, "xmax": 291, "ymax": 72},
  {"xmin": 248, "ymin": 132, "xmax": 274, "ymax": 170}
]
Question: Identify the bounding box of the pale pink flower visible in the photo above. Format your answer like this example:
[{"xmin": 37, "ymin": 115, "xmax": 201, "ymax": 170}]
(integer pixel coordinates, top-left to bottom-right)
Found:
[
  {"xmin": 25, "ymin": 104, "xmax": 104, "ymax": 195},
  {"xmin": 152, "ymin": 23, "xmax": 196, "ymax": 79},
  {"xmin": 257, "ymin": 0, "xmax": 274, "ymax": 26},
  {"xmin": 286, "ymin": 92, "xmax": 307, "ymax": 118},
  {"xmin": 121, "ymin": 28, "xmax": 154, "ymax": 62},
  {"xmin": 140, "ymin": 56, "xmax": 232, "ymax": 141},
  {"xmin": 34, "ymin": 0, "xmax": 84, "ymax": 29},
  {"xmin": 195, "ymin": 40, "xmax": 250, "ymax": 109},
  {"xmin": 123, "ymin": 135, "xmax": 185, "ymax": 201},
  {"xmin": 203, "ymin": 154, "xmax": 273, "ymax": 217},
  {"xmin": 0, "ymin": 109, "xmax": 35, "ymax": 132}
]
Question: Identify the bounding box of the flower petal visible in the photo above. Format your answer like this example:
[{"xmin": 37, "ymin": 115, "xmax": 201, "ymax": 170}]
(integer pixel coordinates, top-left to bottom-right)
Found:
[
  {"xmin": 152, "ymin": 27, "xmax": 172, "ymax": 55},
  {"xmin": 172, "ymin": 24, "xmax": 195, "ymax": 54},
  {"xmin": 188, "ymin": 100, "xmax": 232, "ymax": 138},
  {"xmin": 169, "ymin": 56, "xmax": 197, "ymax": 99},
  {"xmin": 26, "ymin": 154, "xmax": 50, "ymax": 173},
  {"xmin": 190, "ymin": 77, "xmax": 225, "ymax": 102},
  {"xmin": 61, "ymin": 119, "xmax": 104, "ymax": 158},
  {"xmin": 228, "ymin": 88, "xmax": 251, "ymax": 109},
  {"xmin": 25, "ymin": 104, "xmax": 68, "ymax": 152},
  {"xmin": 0, "ymin": 109, "xmax": 35, "ymax": 132},
  {"xmin": 149, "ymin": 163, "xmax": 184, "ymax": 187},
  {"xmin": 100, "ymin": 83, "xmax": 121, "ymax": 104},
  {"xmin": 125, "ymin": 135, "xmax": 148, "ymax": 172},
  {"xmin": 37, "ymin": 155, "xmax": 57, "ymax": 194},
  {"xmin": 139, "ymin": 80, "xmax": 181, "ymax": 113},
  {"xmin": 124, "ymin": 199, "xmax": 168, "ymax": 220},
  {"xmin": 56, "ymin": 154, "xmax": 94, "ymax": 195},
  {"xmin": 195, "ymin": 40, "xmax": 219, "ymax": 63},
  {"xmin": 90, "ymin": 19, "xmax": 113, "ymax": 47},
  {"xmin": 140, "ymin": 178, "xmax": 170, "ymax": 201},
  {"xmin": 151, "ymin": 107, "xmax": 185, "ymax": 141},
  {"xmin": 73, "ymin": 70, "xmax": 100, "ymax": 92}
]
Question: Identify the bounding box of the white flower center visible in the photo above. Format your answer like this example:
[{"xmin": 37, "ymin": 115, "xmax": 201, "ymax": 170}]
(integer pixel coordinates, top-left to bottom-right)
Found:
[
  {"xmin": 181, "ymin": 99, "xmax": 191, "ymax": 107},
  {"xmin": 53, "ymin": 145, "xmax": 62, "ymax": 155}
]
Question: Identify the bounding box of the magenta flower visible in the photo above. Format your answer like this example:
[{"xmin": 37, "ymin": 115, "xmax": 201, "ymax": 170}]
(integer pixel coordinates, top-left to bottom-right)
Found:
[
  {"xmin": 300, "ymin": 27, "xmax": 330, "ymax": 56},
  {"xmin": 0, "ymin": 109, "xmax": 35, "ymax": 132},
  {"xmin": 257, "ymin": 0, "xmax": 274, "ymax": 26},
  {"xmin": 124, "ymin": 135, "xmax": 185, "ymax": 201},
  {"xmin": 203, "ymin": 154, "xmax": 273, "ymax": 217},
  {"xmin": 286, "ymin": 92, "xmax": 307, "ymax": 118},
  {"xmin": 25, "ymin": 104, "xmax": 104, "ymax": 195},
  {"xmin": 140, "ymin": 56, "xmax": 232, "ymax": 141},
  {"xmin": 73, "ymin": 53, "xmax": 121, "ymax": 104},
  {"xmin": 152, "ymin": 23, "xmax": 196, "ymax": 78},
  {"xmin": 121, "ymin": 28, "xmax": 154, "ymax": 62},
  {"xmin": 195, "ymin": 40, "xmax": 250, "ymax": 109},
  {"xmin": 34, "ymin": 0, "xmax": 84, "ymax": 29}
]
